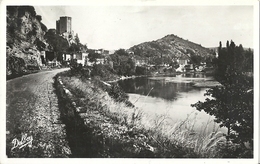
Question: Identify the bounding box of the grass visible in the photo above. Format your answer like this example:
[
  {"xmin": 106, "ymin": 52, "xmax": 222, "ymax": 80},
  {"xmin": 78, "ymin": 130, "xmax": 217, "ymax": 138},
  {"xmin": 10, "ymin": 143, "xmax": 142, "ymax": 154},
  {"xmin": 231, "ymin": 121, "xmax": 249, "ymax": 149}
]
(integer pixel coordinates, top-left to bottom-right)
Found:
[{"xmin": 54, "ymin": 70, "xmax": 228, "ymax": 158}]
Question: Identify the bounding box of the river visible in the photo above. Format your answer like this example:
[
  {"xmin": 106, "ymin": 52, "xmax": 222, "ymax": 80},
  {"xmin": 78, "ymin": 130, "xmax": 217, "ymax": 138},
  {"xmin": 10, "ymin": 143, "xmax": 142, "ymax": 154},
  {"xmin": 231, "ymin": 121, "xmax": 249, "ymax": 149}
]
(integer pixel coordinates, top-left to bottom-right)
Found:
[{"xmin": 118, "ymin": 73, "xmax": 227, "ymax": 134}]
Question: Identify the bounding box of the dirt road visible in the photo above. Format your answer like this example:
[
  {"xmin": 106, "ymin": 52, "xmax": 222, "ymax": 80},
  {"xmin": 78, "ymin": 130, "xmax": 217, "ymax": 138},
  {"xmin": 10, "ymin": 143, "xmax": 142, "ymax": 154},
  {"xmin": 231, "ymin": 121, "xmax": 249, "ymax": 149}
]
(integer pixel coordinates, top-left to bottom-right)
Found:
[{"xmin": 6, "ymin": 68, "xmax": 71, "ymax": 157}]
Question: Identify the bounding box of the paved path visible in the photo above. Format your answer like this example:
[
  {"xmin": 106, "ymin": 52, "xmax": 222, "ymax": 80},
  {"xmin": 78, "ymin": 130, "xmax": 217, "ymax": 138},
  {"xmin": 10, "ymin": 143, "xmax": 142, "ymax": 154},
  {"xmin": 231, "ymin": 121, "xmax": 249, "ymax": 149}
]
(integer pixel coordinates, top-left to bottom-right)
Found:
[{"xmin": 6, "ymin": 68, "xmax": 71, "ymax": 157}]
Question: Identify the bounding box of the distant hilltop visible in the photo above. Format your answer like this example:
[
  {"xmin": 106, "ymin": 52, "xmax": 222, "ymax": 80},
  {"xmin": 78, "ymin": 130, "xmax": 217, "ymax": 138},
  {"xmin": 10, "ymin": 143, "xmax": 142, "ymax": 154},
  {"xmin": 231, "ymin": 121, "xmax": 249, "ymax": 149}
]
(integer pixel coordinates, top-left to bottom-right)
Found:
[{"xmin": 128, "ymin": 34, "xmax": 216, "ymax": 60}]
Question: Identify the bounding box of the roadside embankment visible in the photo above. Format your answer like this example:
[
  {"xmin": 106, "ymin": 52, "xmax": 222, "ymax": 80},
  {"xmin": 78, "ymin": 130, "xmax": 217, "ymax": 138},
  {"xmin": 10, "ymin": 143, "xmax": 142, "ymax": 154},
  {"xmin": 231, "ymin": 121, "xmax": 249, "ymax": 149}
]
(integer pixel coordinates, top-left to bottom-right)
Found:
[
  {"xmin": 54, "ymin": 71, "xmax": 158, "ymax": 157},
  {"xmin": 54, "ymin": 70, "xmax": 227, "ymax": 158}
]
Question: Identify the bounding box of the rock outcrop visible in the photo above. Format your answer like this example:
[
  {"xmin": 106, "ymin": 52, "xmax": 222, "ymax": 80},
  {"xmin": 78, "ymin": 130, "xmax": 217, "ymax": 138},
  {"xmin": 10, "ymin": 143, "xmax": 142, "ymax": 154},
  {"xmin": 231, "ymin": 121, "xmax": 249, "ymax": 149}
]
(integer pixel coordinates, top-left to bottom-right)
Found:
[{"xmin": 6, "ymin": 6, "xmax": 49, "ymax": 77}]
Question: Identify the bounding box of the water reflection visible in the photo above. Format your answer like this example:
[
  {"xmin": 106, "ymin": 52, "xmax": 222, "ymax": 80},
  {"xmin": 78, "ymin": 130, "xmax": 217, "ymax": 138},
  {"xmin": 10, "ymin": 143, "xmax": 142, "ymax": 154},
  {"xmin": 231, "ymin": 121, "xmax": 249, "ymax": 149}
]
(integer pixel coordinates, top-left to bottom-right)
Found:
[
  {"xmin": 118, "ymin": 75, "xmax": 227, "ymax": 134},
  {"xmin": 118, "ymin": 76, "xmax": 201, "ymax": 101}
]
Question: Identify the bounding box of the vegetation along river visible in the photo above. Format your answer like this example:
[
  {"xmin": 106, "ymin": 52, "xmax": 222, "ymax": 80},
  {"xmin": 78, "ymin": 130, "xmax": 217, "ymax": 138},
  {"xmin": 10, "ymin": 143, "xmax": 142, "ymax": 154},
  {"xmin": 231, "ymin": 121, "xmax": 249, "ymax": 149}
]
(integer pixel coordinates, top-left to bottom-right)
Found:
[{"xmin": 118, "ymin": 73, "xmax": 227, "ymax": 135}]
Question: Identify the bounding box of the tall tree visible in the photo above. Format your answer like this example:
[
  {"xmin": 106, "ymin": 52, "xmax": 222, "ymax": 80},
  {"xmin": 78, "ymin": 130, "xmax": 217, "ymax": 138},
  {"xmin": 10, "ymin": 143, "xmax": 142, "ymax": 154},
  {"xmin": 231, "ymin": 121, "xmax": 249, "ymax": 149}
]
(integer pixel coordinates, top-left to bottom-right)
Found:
[
  {"xmin": 110, "ymin": 49, "xmax": 136, "ymax": 76},
  {"xmin": 192, "ymin": 40, "xmax": 253, "ymax": 156}
]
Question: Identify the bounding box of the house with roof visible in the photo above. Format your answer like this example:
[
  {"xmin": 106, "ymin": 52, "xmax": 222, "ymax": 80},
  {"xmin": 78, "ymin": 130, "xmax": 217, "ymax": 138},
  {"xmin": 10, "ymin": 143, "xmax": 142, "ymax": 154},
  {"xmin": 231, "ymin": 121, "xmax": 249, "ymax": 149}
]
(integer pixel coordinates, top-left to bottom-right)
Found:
[
  {"xmin": 134, "ymin": 57, "xmax": 148, "ymax": 66},
  {"xmin": 75, "ymin": 53, "xmax": 89, "ymax": 66},
  {"xmin": 177, "ymin": 58, "xmax": 189, "ymax": 66},
  {"xmin": 175, "ymin": 57, "xmax": 189, "ymax": 72}
]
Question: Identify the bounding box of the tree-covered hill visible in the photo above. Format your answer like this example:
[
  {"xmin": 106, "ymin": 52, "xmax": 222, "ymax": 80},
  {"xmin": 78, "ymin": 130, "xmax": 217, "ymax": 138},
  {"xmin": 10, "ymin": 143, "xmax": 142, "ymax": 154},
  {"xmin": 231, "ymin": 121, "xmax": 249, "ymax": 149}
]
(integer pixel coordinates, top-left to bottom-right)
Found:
[{"xmin": 128, "ymin": 34, "xmax": 216, "ymax": 62}]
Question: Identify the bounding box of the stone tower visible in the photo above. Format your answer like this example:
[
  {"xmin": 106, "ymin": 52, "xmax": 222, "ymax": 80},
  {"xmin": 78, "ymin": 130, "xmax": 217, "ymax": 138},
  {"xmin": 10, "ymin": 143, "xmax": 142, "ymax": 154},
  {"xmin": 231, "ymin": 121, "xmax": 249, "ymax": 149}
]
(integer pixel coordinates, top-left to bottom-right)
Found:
[{"xmin": 56, "ymin": 16, "xmax": 72, "ymax": 34}]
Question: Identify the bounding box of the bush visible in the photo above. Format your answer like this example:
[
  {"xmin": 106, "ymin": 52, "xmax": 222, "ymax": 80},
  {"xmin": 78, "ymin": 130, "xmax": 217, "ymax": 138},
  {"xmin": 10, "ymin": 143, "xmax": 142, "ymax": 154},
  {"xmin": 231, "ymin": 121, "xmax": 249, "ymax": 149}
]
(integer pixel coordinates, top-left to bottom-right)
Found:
[
  {"xmin": 91, "ymin": 64, "xmax": 117, "ymax": 81},
  {"xmin": 107, "ymin": 83, "xmax": 134, "ymax": 107}
]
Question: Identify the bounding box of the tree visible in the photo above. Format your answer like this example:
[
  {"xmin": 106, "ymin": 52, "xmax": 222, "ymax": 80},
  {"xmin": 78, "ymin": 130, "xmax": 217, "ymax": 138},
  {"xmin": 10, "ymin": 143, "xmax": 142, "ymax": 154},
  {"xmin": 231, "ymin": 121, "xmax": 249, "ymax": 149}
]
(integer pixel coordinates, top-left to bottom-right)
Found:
[
  {"xmin": 244, "ymin": 48, "xmax": 253, "ymax": 72},
  {"xmin": 88, "ymin": 52, "xmax": 102, "ymax": 63},
  {"xmin": 44, "ymin": 29, "xmax": 69, "ymax": 61},
  {"xmin": 68, "ymin": 43, "xmax": 80, "ymax": 53},
  {"xmin": 120, "ymin": 58, "xmax": 135, "ymax": 76},
  {"xmin": 170, "ymin": 60, "xmax": 179, "ymax": 69},
  {"xmin": 190, "ymin": 55, "xmax": 203, "ymax": 67},
  {"xmin": 34, "ymin": 38, "xmax": 46, "ymax": 51},
  {"xmin": 74, "ymin": 33, "xmax": 80, "ymax": 46},
  {"xmin": 162, "ymin": 56, "xmax": 172, "ymax": 65},
  {"xmin": 110, "ymin": 49, "xmax": 136, "ymax": 76},
  {"xmin": 192, "ymin": 40, "xmax": 253, "ymax": 156},
  {"xmin": 114, "ymin": 49, "xmax": 129, "ymax": 56},
  {"xmin": 152, "ymin": 57, "xmax": 162, "ymax": 67}
]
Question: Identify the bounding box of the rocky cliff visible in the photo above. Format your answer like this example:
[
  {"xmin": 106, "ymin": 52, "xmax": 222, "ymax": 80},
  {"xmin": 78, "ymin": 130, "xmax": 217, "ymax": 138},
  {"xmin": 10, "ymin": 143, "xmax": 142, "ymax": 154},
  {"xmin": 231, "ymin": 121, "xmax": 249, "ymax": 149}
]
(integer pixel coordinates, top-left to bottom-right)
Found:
[
  {"xmin": 6, "ymin": 6, "xmax": 49, "ymax": 77},
  {"xmin": 129, "ymin": 34, "xmax": 215, "ymax": 60}
]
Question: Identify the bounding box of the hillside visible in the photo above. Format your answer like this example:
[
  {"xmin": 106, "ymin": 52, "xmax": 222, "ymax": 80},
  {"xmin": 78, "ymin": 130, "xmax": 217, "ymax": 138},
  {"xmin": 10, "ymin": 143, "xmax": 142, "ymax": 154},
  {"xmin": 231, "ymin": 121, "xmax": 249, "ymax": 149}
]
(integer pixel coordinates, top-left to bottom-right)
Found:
[
  {"xmin": 128, "ymin": 34, "xmax": 215, "ymax": 61},
  {"xmin": 6, "ymin": 6, "xmax": 49, "ymax": 77}
]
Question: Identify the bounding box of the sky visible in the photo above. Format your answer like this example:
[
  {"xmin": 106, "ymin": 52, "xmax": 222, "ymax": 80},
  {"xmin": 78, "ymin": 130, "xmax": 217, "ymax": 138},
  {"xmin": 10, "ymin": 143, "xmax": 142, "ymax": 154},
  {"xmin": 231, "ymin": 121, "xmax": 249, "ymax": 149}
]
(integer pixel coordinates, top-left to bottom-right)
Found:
[{"xmin": 34, "ymin": 5, "xmax": 254, "ymax": 50}]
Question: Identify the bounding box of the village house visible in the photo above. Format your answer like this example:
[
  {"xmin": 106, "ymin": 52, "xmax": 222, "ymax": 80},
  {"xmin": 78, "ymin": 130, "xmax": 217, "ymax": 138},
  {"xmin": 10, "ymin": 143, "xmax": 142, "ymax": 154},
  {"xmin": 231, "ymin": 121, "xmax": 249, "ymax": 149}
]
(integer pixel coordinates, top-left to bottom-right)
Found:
[
  {"xmin": 94, "ymin": 49, "xmax": 102, "ymax": 54},
  {"xmin": 45, "ymin": 51, "xmax": 61, "ymax": 67},
  {"xmin": 75, "ymin": 53, "xmax": 89, "ymax": 66},
  {"xmin": 94, "ymin": 49, "xmax": 110, "ymax": 56},
  {"xmin": 184, "ymin": 64, "xmax": 194, "ymax": 72},
  {"xmin": 62, "ymin": 52, "xmax": 89, "ymax": 66},
  {"xmin": 64, "ymin": 54, "xmax": 72, "ymax": 61},
  {"xmin": 134, "ymin": 57, "xmax": 148, "ymax": 66},
  {"xmin": 175, "ymin": 58, "xmax": 189, "ymax": 72},
  {"xmin": 177, "ymin": 59, "xmax": 189, "ymax": 66},
  {"xmin": 47, "ymin": 58, "xmax": 61, "ymax": 67}
]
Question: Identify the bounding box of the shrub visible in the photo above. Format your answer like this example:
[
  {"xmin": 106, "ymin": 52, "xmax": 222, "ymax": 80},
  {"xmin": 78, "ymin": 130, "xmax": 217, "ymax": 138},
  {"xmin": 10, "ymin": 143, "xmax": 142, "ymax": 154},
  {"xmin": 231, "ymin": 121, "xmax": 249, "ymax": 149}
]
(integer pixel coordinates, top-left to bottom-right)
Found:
[
  {"xmin": 91, "ymin": 64, "xmax": 117, "ymax": 81},
  {"xmin": 107, "ymin": 83, "xmax": 134, "ymax": 107}
]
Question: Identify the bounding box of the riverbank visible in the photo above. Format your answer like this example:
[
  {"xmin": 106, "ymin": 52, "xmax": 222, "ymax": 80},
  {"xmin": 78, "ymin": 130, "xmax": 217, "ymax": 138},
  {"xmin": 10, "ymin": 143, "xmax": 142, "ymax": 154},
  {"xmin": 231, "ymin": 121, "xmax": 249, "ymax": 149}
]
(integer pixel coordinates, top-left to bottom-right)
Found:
[
  {"xmin": 106, "ymin": 75, "xmax": 147, "ymax": 83},
  {"xmin": 106, "ymin": 74, "xmax": 221, "ymax": 88},
  {"xmin": 192, "ymin": 80, "xmax": 222, "ymax": 88},
  {"xmin": 54, "ymin": 70, "xmax": 227, "ymax": 157}
]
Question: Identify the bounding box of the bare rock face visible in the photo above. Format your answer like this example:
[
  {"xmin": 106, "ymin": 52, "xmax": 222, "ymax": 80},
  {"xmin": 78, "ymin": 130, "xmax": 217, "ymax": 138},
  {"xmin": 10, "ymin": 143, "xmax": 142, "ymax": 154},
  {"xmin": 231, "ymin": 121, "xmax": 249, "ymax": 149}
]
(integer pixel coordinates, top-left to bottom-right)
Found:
[{"xmin": 6, "ymin": 6, "xmax": 49, "ymax": 76}]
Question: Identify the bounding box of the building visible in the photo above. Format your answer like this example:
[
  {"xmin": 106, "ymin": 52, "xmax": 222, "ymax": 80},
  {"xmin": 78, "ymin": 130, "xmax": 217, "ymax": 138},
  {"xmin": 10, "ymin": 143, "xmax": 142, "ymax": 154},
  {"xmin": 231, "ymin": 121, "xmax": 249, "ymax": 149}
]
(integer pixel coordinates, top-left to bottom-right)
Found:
[
  {"xmin": 177, "ymin": 59, "xmax": 189, "ymax": 65},
  {"xmin": 63, "ymin": 54, "xmax": 72, "ymax": 61},
  {"xmin": 63, "ymin": 53, "xmax": 89, "ymax": 66},
  {"xmin": 184, "ymin": 64, "xmax": 194, "ymax": 72},
  {"xmin": 40, "ymin": 51, "xmax": 46, "ymax": 66},
  {"xmin": 56, "ymin": 16, "xmax": 72, "ymax": 34},
  {"xmin": 134, "ymin": 56, "xmax": 148, "ymax": 66},
  {"xmin": 45, "ymin": 51, "xmax": 61, "ymax": 67},
  {"xmin": 103, "ymin": 50, "xmax": 109, "ymax": 55},
  {"xmin": 76, "ymin": 53, "xmax": 89, "ymax": 66},
  {"xmin": 56, "ymin": 16, "xmax": 74, "ymax": 45},
  {"xmin": 56, "ymin": 21, "xmax": 60, "ymax": 34}
]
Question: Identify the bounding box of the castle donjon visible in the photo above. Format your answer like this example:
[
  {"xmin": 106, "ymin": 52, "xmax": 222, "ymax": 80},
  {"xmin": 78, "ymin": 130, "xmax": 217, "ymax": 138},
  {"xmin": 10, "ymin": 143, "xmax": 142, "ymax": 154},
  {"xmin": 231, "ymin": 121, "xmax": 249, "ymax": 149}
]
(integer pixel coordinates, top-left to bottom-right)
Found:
[
  {"xmin": 56, "ymin": 16, "xmax": 74, "ymax": 42},
  {"xmin": 56, "ymin": 16, "xmax": 72, "ymax": 34}
]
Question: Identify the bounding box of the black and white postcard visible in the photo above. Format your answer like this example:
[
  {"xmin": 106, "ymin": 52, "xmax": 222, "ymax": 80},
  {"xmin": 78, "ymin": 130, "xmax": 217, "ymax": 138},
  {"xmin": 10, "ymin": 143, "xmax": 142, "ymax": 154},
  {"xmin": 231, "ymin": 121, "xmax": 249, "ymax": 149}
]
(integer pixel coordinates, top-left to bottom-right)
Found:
[{"xmin": 1, "ymin": 0, "xmax": 259, "ymax": 164}]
